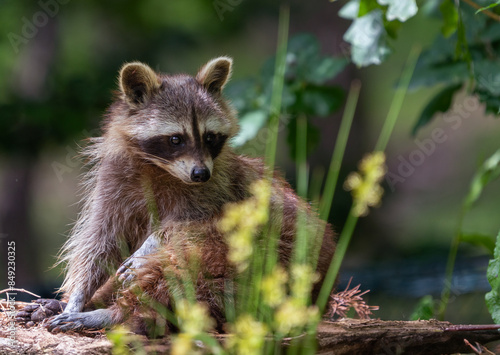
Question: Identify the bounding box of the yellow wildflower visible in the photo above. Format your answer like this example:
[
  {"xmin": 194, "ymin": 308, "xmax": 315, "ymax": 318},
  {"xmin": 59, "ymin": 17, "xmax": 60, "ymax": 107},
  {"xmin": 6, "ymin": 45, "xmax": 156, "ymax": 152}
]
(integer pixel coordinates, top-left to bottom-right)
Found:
[
  {"xmin": 171, "ymin": 333, "xmax": 196, "ymax": 355},
  {"xmin": 107, "ymin": 325, "xmax": 138, "ymax": 355},
  {"xmin": 274, "ymin": 299, "xmax": 320, "ymax": 335},
  {"xmin": 344, "ymin": 151, "xmax": 386, "ymax": 217},
  {"xmin": 290, "ymin": 264, "xmax": 320, "ymax": 302},
  {"xmin": 175, "ymin": 299, "xmax": 214, "ymax": 335},
  {"xmin": 171, "ymin": 300, "xmax": 214, "ymax": 355},
  {"xmin": 219, "ymin": 179, "xmax": 271, "ymax": 272},
  {"xmin": 261, "ymin": 265, "xmax": 288, "ymax": 307},
  {"xmin": 226, "ymin": 314, "xmax": 268, "ymax": 355}
]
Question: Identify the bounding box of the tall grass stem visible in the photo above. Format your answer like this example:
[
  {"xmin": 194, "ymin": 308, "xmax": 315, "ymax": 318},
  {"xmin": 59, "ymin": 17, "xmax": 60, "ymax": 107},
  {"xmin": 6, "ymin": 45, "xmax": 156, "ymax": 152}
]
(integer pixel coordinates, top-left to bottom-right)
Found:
[
  {"xmin": 374, "ymin": 46, "xmax": 420, "ymax": 153},
  {"xmin": 319, "ymin": 80, "xmax": 361, "ymax": 221}
]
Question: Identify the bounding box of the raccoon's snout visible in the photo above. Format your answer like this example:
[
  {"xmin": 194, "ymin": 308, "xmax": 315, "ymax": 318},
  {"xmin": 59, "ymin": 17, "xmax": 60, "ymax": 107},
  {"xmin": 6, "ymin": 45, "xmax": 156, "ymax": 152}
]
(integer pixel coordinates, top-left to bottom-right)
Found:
[{"xmin": 191, "ymin": 166, "xmax": 211, "ymax": 183}]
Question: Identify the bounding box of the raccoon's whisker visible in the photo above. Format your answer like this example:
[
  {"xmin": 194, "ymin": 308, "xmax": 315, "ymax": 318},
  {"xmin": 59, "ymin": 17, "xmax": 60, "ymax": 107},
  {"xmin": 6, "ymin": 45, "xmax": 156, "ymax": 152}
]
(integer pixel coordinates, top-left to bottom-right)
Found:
[{"xmin": 139, "ymin": 152, "xmax": 172, "ymax": 166}]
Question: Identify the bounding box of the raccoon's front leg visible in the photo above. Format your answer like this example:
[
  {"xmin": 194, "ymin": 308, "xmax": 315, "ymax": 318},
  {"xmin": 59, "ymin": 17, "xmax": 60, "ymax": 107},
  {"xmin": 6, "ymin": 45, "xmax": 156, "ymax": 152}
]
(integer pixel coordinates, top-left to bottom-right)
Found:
[
  {"xmin": 116, "ymin": 233, "xmax": 161, "ymax": 283},
  {"xmin": 47, "ymin": 308, "xmax": 117, "ymax": 332}
]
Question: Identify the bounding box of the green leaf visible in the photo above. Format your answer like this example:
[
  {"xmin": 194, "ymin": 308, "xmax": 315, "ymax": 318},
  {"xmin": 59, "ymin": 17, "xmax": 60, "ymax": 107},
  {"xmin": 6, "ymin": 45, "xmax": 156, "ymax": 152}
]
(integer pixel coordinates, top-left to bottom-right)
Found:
[
  {"xmin": 460, "ymin": 233, "xmax": 496, "ymax": 255},
  {"xmin": 264, "ymin": 33, "xmax": 347, "ymax": 87},
  {"xmin": 475, "ymin": 88, "xmax": 500, "ymax": 115},
  {"xmin": 410, "ymin": 295, "xmax": 435, "ymax": 321},
  {"xmin": 485, "ymin": 230, "xmax": 500, "ymax": 323},
  {"xmin": 377, "ymin": 0, "xmax": 418, "ymax": 22},
  {"xmin": 463, "ymin": 149, "xmax": 500, "ymax": 211},
  {"xmin": 475, "ymin": 60, "xmax": 500, "ymax": 97},
  {"xmin": 225, "ymin": 79, "xmax": 260, "ymax": 113},
  {"xmin": 475, "ymin": 0, "xmax": 500, "ymax": 14},
  {"xmin": 231, "ymin": 110, "xmax": 268, "ymax": 147},
  {"xmin": 296, "ymin": 85, "xmax": 344, "ymax": 117},
  {"xmin": 358, "ymin": 0, "xmax": 381, "ymax": 17},
  {"xmin": 411, "ymin": 61, "xmax": 468, "ymax": 89},
  {"xmin": 343, "ymin": 9, "xmax": 391, "ymax": 67},
  {"xmin": 439, "ymin": 0, "xmax": 458, "ymax": 38},
  {"xmin": 287, "ymin": 33, "xmax": 320, "ymax": 65},
  {"xmin": 304, "ymin": 56, "xmax": 349, "ymax": 85},
  {"xmin": 412, "ymin": 84, "xmax": 461, "ymax": 135}
]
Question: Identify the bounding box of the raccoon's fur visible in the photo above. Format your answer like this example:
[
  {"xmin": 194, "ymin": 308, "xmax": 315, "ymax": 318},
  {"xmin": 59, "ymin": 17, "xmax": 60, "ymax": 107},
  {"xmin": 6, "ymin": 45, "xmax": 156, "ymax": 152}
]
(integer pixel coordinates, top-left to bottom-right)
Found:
[{"xmin": 33, "ymin": 57, "xmax": 336, "ymax": 334}]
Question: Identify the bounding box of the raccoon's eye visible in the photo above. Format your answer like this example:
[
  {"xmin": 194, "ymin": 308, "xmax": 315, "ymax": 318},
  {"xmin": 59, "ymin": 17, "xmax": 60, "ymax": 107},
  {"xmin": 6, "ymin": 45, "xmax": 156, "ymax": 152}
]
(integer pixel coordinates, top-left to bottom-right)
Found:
[
  {"xmin": 170, "ymin": 136, "xmax": 182, "ymax": 145},
  {"xmin": 205, "ymin": 133, "xmax": 215, "ymax": 145}
]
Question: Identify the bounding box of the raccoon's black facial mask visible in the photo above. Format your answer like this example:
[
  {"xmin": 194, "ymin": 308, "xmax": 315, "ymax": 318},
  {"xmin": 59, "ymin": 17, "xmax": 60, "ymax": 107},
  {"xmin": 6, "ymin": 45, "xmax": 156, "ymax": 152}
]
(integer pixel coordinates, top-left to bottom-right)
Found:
[{"xmin": 137, "ymin": 132, "xmax": 227, "ymax": 163}]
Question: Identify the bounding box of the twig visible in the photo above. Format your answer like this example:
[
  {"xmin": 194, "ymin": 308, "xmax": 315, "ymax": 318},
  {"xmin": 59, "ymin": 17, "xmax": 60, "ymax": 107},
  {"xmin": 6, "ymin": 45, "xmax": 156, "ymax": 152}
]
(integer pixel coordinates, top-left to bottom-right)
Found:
[
  {"xmin": 448, "ymin": 324, "xmax": 500, "ymax": 332},
  {"xmin": 462, "ymin": 0, "xmax": 500, "ymax": 22},
  {"xmin": 0, "ymin": 288, "xmax": 41, "ymax": 298},
  {"xmin": 464, "ymin": 338, "xmax": 496, "ymax": 354}
]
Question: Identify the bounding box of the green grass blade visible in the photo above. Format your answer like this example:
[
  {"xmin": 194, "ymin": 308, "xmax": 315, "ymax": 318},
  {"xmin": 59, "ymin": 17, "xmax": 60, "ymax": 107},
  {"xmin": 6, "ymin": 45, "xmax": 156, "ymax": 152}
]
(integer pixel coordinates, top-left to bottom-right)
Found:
[
  {"xmin": 375, "ymin": 46, "xmax": 420, "ymax": 152},
  {"xmin": 319, "ymin": 80, "xmax": 361, "ymax": 221},
  {"xmin": 264, "ymin": 6, "xmax": 289, "ymax": 172},
  {"xmin": 316, "ymin": 209, "xmax": 359, "ymax": 313}
]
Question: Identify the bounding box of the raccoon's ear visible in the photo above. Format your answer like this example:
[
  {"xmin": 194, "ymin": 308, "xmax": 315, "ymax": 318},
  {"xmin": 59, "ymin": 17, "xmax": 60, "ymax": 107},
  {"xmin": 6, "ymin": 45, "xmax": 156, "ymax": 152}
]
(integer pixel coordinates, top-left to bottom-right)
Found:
[
  {"xmin": 119, "ymin": 62, "xmax": 161, "ymax": 106},
  {"xmin": 196, "ymin": 56, "xmax": 232, "ymax": 94}
]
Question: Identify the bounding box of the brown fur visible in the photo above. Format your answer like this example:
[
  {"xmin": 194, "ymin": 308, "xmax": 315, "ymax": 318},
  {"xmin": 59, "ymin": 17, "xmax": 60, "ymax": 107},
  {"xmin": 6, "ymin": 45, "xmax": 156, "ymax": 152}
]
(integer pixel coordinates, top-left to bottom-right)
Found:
[{"xmin": 55, "ymin": 57, "xmax": 336, "ymax": 335}]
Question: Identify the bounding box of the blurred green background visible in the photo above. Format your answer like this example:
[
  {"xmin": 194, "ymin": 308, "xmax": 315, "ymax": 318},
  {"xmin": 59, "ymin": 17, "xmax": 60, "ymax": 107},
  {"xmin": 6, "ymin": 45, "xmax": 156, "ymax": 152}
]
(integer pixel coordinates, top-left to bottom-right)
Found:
[{"xmin": 1, "ymin": 0, "xmax": 499, "ymax": 324}]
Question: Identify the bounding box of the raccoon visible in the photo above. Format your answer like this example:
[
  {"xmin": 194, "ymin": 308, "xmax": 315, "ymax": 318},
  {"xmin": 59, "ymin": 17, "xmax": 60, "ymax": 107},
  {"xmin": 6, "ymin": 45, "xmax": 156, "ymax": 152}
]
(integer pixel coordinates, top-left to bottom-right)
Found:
[{"xmin": 18, "ymin": 57, "xmax": 336, "ymax": 334}]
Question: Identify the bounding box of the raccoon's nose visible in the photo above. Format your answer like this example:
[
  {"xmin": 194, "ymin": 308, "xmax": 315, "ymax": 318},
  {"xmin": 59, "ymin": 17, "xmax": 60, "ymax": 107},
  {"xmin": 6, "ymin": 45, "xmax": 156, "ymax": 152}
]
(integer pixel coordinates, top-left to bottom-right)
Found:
[{"xmin": 191, "ymin": 167, "xmax": 211, "ymax": 183}]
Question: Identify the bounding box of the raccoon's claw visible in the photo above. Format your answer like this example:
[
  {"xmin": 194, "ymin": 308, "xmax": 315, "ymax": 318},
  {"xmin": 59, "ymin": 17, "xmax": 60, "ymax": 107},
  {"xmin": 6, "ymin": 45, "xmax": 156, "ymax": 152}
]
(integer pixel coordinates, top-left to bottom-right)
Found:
[
  {"xmin": 47, "ymin": 312, "xmax": 84, "ymax": 332},
  {"xmin": 46, "ymin": 309, "xmax": 113, "ymax": 332},
  {"xmin": 116, "ymin": 233, "xmax": 161, "ymax": 283},
  {"xmin": 16, "ymin": 299, "xmax": 66, "ymax": 325},
  {"xmin": 116, "ymin": 256, "xmax": 145, "ymax": 283}
]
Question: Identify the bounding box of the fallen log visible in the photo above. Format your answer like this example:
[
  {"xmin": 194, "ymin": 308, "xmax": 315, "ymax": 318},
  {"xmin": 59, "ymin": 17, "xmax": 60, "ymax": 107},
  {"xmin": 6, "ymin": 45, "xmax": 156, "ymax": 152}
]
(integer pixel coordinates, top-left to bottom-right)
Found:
[{"xmin": 1, "ymin": 317, "xmax": 500, "ymax": 354}]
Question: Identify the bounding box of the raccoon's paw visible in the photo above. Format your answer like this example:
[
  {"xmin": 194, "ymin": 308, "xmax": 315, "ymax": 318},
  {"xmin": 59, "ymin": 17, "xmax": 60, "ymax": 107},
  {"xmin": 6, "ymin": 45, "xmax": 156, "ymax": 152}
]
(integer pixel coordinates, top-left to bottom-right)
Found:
[
  {"xmin": 116, "ymin": 233, "xmax": 161, "ymax": 283},
  {"xmin": 46, "ymin": 309, "xmax": 113, "ymax": 333},
  {"xmin": 116, "ymin": 254, "xmax": 147, "ymax": 283},
  {"xmin": 16, "ymin": 299, "xmax": 66, "ymax": 327}
]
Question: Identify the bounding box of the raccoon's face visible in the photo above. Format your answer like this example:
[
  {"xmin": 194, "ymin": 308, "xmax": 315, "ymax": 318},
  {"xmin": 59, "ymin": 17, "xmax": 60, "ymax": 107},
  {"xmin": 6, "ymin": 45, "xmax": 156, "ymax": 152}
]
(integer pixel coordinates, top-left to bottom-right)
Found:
[
  {"xmin": 118, "ymin": 57, "xmax": 236, "ymax": 184},
  {"xmin": 135, "ymin": 104, "xmax": 231, "ymax": 184}
]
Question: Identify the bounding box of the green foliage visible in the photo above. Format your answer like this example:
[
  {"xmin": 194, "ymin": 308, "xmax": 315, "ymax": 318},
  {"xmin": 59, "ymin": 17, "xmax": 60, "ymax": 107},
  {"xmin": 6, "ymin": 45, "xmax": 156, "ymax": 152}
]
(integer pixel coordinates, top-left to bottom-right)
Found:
[
  {"xmin": 476, "ymin": 0, "xmax": 500, "ymax": 13},
  {"xmin": 339, "ymin": 0, "xmax": 418, "ymax": 67},
  {"xmin": 339, "ymin": 0, "xmax": 500, "ymax": 134},
  {"xmin": 463, "ymin": 149, "xmax": 500, "ymax": 211},
  {"xmin": 486, "ymin": 230, "xmax": 500, "ymax": 323},
  {"xmin": 409, "ymin": 295, "xmax": 435, "ymax": 321},
  {"xmin": 440, "ymin": 0, "xmax": 459, "ymax": 38},
  {"xmin": 412, "ymin": 84, "xmax": 461, "ymax": 136},
  {"xmin": 440, "ymin": 148, "xmax": 500, "ymax": 319},
  {"xmin": 410, "ymin": 2, "xmax": 500, "ymax": 133},
  {"xmin": 0, "ymin": 76, "xmax": 109, "ymax": 156},
  {"xmin": 226, "ymin": 33, "xmax": 347, "ymax": 159},
  {"xmin": 460, "ymin": 233, "xmax": 496, "ymax": 254}
]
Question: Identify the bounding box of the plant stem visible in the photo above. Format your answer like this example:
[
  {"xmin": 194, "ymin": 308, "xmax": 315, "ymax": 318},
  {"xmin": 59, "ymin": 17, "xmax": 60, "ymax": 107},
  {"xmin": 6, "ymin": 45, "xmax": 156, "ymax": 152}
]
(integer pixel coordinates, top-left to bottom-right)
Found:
[
  {"xmin": 438, "ymin": 207, "xmax": 465, "ymax": 320},
  {"xmin": 296, "ymin": 114, "xmax": 308, "ymax": 199},
  {"xmin": 316, "ymin": 208, "xmax": 359, "ymax": 313},
  {"xmin": 264, "ymin": 6, "xmax": 289, "ymax": 173},
  {"xmin": 319, "ymin": 80, "xmax": 361, "ymax": 222},
  {"xmin": 462, "ymin": 0, "xmax": 500, "ymax": 22},
  {"xmin": 374, "ymin": 46, "xmax": 420, "ymax": 153},
  {"xmin": 293, "ymin": 114, "xmax": 309, "ymax": 266}
]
